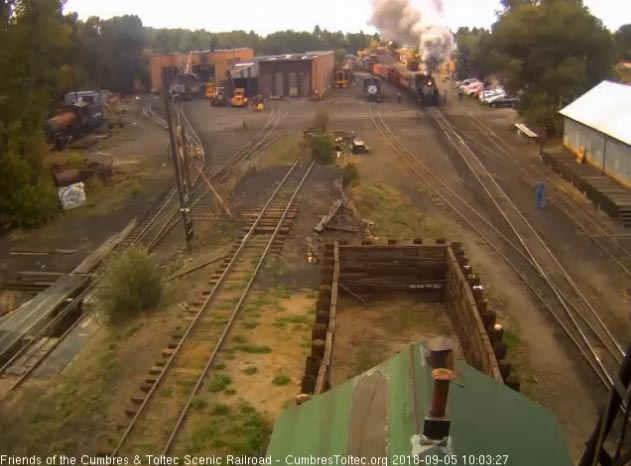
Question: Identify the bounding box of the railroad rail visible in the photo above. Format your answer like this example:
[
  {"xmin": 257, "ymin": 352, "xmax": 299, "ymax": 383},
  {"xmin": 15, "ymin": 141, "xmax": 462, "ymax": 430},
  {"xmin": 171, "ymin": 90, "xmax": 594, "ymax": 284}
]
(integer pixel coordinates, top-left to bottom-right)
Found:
[
  {"xmin": 458, "ymin": 112, "xmax": 631, "ymax": 279},
  {"xmin": 369, "ymin": 104, "xmax": 623, "ymax": 389},
  {"xmin": 0, "ymin": 100, "xmax": 281, "ymax": 397},
  {"xmin": 139, "ymin": 101, "xmax": 283, "ymax": 250},
  {"xmin": 111, "ymin": 159, "xmax": 314, "ymax": 456}
]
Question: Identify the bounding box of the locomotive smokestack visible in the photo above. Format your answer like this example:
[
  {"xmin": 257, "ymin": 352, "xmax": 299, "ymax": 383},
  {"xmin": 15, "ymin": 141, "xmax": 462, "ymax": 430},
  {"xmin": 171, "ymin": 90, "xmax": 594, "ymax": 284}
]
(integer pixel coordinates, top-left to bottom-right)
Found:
[{"xmin": 369, "ymin": 0, "xmax": 455, "ymax": 73}]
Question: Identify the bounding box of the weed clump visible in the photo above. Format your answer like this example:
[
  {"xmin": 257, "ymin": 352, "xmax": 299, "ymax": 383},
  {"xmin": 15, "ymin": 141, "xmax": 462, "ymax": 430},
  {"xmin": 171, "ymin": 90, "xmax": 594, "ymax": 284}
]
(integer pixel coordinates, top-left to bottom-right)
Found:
[
  {"xmin": 310, "ymin": 135, "xmax": 335, "ymax": 165},
  {"xmin": 312, "ymin": 111, "xmax": 329, "ymax": 134},
  {"xmin": 243, "ymin": 366, "xmax": 258, "ymax": 375},
  {"xmin": 272, "ymin": 375, "xmax": 291, "ymax": 386},
  {"xmin": 99, "ymin": 247, "xmax": 162, "ymax": 322},
  {"xmin": 236, "ymin": 344, "xmax": 272, "ymax": 354},
  {"xmin": 208, "ymin": 373, "xmax": 232, "ymax": 393},
  {"xmin": 211, "ymin": 403, "xmax": 230, "ymax": 415},
  {"xmin": 342, "ymin": 163, "xmax": 360, "ymax": 188},
  {"xmin": 190, "ymin": 397, "xmax": 207, "ymax": 411}
]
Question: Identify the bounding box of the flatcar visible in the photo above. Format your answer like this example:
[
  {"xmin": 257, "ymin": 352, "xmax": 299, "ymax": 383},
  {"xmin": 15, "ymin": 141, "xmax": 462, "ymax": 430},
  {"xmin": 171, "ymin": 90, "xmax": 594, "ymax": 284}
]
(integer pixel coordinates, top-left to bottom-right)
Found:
[{"xmin": 363, "ymin": 77, "xmax": 382, "ymax": 102}]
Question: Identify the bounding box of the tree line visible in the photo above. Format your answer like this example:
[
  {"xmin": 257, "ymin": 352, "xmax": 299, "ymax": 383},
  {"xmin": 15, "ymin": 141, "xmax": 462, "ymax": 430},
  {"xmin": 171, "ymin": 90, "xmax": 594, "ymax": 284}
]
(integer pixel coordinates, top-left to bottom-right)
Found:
[
  {"xmin": 454, "ymin": 0, "xmax": 630, "ymax": 132},
  {"xmin": 0, "ymin": 0, "xmax": 373, "ymax": 229}
]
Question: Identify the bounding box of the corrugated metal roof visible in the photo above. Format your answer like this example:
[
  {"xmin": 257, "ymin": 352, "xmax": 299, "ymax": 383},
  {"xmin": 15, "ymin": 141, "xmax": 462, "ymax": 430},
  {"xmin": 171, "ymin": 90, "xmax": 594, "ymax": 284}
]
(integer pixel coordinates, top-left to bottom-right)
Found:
[
  {"xmin": 559, "ymin": 81, "xmax": 631, "ymax": 146},
  {"xmin": 267, "ymin": 342, "xmax": 572, "ymax": 465},
  {"xmin": 257, "ymin": 50, "xmax": 334, "ymax": 62},
  {"xmin": 230, "ymin": 62, "xmax": 257, "ymax": 78}
]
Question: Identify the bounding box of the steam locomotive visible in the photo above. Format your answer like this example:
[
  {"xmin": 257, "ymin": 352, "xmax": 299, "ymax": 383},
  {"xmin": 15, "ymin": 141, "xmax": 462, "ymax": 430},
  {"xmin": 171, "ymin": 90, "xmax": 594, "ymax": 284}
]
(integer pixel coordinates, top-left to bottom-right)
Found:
[
  {"xmin": 363, "ymin": 77, "xmax": 383, "ymax": 102},
  {"xmin": 47, "ymin": 91, "xmax": 105, "ymax": 149},
  {"xmin": 410, "ymin": 73, "xmax": 440, "ymax": 106},
  {"xmin": 369, "ymin": 61, "xmax": 441, "ymax": 107}
]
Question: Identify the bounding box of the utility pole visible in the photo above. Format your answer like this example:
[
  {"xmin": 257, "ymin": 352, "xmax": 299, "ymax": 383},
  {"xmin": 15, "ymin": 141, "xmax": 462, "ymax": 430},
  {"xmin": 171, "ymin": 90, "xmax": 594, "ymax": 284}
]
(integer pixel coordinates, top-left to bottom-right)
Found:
[
  {"xmin": 178, "ymin": 107, "xmax": 193, "ymax": 195},
  {"xmin": 162, "ymin": 70, "xmax": 194, "ymax": 250}
]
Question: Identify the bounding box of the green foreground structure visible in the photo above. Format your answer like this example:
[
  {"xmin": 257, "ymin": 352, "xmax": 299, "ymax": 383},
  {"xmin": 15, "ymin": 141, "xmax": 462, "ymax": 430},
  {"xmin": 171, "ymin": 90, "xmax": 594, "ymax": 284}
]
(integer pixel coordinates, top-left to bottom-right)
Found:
[{"xmin": 267, "ymin": 342, "xmax": 572, "ymax": 466}]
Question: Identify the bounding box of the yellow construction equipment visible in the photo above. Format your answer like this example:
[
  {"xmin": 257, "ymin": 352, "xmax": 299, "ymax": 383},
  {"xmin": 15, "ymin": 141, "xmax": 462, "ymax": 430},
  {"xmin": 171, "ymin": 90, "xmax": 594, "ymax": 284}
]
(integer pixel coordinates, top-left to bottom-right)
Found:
[
  {"xmin": 205, "ymin": 82, "xmax": 216, "ymax": 99},
  {"xmin": 231, "ymin": 88, "xmax": 248, "ymax": 107},
  {"xmin": 252, "ymin": 96, "xmax": 264, "ymax": 111},
  {"xmin": 334, "ymin": 70, "xmax": 350, "ymax": 88}
]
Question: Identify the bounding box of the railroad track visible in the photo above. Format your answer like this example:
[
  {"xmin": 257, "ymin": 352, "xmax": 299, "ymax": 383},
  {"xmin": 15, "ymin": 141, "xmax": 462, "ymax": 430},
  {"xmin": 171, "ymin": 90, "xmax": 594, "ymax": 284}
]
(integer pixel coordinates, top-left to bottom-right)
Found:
[
  {"xmin": 0, "ymin": 102, "xmax": 280, "ymax": 396},
  {"xmin": 457, "ymin": 112, "xmax": 631, "ymax": 279},
  {"xmin": 139, "ymin": 101, "xmax": 283, "ymax": 250},
  {"xmin": 111, "ymin": 159, "xmax": 314, "ymax": 457},
  {"xmin": 369, "ymin": 104, "xmax": 624, "ymax": 389}
]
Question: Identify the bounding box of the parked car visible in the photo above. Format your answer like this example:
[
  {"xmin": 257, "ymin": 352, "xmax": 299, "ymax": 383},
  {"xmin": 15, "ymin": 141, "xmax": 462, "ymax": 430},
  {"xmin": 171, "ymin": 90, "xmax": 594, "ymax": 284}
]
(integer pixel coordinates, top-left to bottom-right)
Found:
[
  {"xmin": 457, "ymin": 78, "xmax": 479, "ymax": 90},
  {"xmin": 465, "ymin": 82, "xmax": 484, "ymax": 96},
  {"xmin": 479, "ymin": 88, "xmax": 505, "ymax": 103},
  {"xmin": 487, "ymin": 95, "xmax": 520, "ymax": 108}
]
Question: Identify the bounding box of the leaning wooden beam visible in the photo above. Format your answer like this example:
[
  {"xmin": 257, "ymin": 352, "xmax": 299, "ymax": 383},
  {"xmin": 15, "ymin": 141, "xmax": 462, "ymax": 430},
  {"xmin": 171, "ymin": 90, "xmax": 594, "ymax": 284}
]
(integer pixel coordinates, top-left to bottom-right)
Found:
[
  {"xmin": 74, "ymin": 219, "xmax": 137, "ymax": 274},
  {"xmin": 167, "ymin": 255, "xmax": 227, "ymax": 281},
  {"xmin": 10, "ymin": 249, "xmax": 79, "ymax": 256},
  {"xmin": 324, "ymin": 225, "xmax": 360, "ymax": 233},
  {"xmin": 198, "ymin": 168, "xmax": 233, "ymax": 218},
  {"xmin": 339, "ymin": 283, "xmax": 366, "ymax": 303},
  {"xmin": 313, "ymin": 198, "xmax": 343, "ymax": 233}
]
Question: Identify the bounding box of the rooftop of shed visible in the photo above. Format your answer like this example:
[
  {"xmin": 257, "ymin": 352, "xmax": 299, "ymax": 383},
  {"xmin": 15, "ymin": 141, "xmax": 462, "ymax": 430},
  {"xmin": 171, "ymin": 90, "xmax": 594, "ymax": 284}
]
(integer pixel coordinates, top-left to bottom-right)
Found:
[
  {"xmin": 559, "ymin": 80, "xmax": 631, "ymax": 146},
  {"xmin": 266, "ymin": 341, "xmax": 572, "ymax": 466}
]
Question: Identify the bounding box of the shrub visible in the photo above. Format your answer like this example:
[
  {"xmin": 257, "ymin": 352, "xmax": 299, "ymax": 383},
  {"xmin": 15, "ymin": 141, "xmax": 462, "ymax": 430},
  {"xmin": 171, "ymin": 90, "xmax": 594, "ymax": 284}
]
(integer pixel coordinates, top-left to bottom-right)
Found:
[
  {"xmin": 311, "ymin": 135, "xmax": 335, "ymax": 165},
  {"xmin": 272, "ymin": 375, "xmax": 291, "ymax": 386},
  {"xmin": 86, "ymin": 176, "xmax": 104, "ymax": 193},
  {"xmin": 99, "ymin": 247, "xmax": 162, "ymax": 322},
  {"xmin": 342, "ymin": 163, "xmax": 360, "ymax": 188},
  {"xmin": 312, "ymin": 111, "xmax": 329, "ymax": 134}
]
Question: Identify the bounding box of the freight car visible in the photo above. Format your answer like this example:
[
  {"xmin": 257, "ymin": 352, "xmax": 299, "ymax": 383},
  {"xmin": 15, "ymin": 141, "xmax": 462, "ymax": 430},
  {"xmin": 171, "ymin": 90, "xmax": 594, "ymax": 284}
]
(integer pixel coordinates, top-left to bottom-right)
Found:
[
  {"xmin": 46, "ymin": 101, "xmax": 105, "ymax": 149},
  {"xmin": 363, "ymin": 77, "xmax": 382, "ymax": 102},
  {"xmin": 362, "ymin": 54, "xmax": 377, "ymax": 73}
]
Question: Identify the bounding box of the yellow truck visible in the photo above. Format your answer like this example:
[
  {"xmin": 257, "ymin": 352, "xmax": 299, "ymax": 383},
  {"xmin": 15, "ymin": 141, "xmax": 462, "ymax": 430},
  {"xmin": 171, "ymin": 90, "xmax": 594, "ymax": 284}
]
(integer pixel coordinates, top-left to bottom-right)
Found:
[{"xmin": 231, "ymin": 88, "xmax": 248, "ymax": 107}]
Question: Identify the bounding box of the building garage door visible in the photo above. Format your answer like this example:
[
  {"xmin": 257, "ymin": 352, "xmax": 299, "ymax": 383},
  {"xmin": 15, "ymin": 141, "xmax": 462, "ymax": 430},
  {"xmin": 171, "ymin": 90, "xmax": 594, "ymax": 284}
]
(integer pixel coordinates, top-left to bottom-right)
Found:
[
  {"xmin": 298, "ymin": 72, "xmax": 309, "ymax": 97},
  {"xmin": 288, "ymin": 72, "xmax": 298, "ymax": 97},
  {"xmin": 274, "ymin": 72, "xmax": 284, "ymax": 96},
  {"xmin": 260, "ymin": 72, "xmax": 273, "ymax": 96}
]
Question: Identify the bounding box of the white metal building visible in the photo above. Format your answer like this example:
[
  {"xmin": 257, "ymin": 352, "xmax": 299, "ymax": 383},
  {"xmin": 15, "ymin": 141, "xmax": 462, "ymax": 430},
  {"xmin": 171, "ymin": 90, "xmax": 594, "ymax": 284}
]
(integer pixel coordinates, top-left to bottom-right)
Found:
[{"xmin": 559, "ymin": 81, "xmax": 631, "ymax": 188}]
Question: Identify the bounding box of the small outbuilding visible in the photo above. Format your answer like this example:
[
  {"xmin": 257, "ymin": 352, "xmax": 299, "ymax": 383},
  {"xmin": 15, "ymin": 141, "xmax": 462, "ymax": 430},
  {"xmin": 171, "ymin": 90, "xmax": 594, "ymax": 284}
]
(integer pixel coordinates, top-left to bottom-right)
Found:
[
  {"xmin": 257, "ymin": 51, "xmax": 335, "ymax": 98},
  {"xmin": 559, "ymin": 81, "xmax": 631, "ymax": 188}
]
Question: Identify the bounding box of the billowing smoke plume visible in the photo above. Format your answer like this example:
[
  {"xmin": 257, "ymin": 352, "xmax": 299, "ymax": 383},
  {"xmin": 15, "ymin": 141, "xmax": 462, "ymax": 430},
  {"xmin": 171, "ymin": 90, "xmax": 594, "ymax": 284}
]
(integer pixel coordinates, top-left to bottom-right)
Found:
[{"xmin": 369, "ymin": 0, "xmax": 455, "ymax": 72}]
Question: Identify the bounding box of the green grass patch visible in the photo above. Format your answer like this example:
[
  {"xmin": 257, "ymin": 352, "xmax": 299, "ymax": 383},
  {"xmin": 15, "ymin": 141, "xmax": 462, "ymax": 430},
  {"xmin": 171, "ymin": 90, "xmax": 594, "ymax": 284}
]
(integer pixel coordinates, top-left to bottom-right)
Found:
[
  {"xmin": 274, "ymin": 315, "xmax": 310, "ymax": 326},
  {"xmin": 207, "ymin": 373, "xmax": 232, "ymax": 393},
  {"xmin": 176, "ymin": 378, "xmax": 197, "ymax": 388},
  {"xmin": 190, "ymin": 397, "xmax": 207, "ymax": 411},
  {"xmin": 352, "ymin": 182, "xmax": 447, "ymax": 238},
  {"xmin": 214, "ymin": 362, "xmax": 226, "ymax": 370},
  {"xmin": 272, "ymin": 375, "xmax": 291, "ymax": 386},
  {"xmin": 160, "ymin": 387, "xmax": 173, "ymax": 398},
  {"xmin": 233, "ymin": 335, "xmax": 248, "ymax": 344},
  {"xmin": 270, "ymin": 286, "xmax": 292, "ymax": 299},
  {"xmin": 235, "ymin": 344, "xmax": 272, "ymax": 354},
  {"xmin": 211, "ymin": 403, "xmax": 230, "ymax": 415},
  {"xmin": 243, "ymin": 366, "xmax": 258, "ymax": 375},
  {"xmin": 224, "ymin": 388, "xmax": 237, "ymax": 396},
  {"xmin": 243, "ymin": 321, "xmax": 259, "ymax": 329}
]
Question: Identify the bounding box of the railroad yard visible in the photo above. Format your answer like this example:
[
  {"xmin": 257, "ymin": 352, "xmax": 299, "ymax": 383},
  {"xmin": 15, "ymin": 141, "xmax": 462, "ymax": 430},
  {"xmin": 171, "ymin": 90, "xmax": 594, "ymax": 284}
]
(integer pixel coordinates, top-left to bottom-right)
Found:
[
  {"xmin": 0, "ymin": 73, "xmax": 627, "ymax": 459},
  {"xmin": 2, "ymin": 4, "xmax": 631, "ymax": 462}
]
